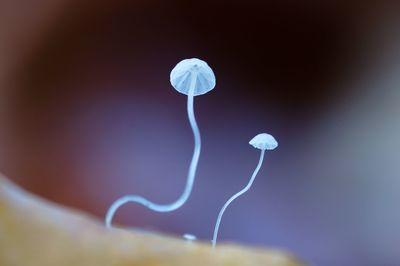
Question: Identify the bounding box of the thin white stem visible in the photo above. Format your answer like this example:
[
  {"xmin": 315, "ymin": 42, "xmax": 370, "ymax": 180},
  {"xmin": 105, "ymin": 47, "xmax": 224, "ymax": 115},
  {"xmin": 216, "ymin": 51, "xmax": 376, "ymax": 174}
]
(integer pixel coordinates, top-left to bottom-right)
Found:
[
  {"xmin": 212, "ymin": 149, "xmax": 266, "ymax": 247},
  {"xmin": 105, "ymin": 72, "xmax": 200, "ymax": 228}
]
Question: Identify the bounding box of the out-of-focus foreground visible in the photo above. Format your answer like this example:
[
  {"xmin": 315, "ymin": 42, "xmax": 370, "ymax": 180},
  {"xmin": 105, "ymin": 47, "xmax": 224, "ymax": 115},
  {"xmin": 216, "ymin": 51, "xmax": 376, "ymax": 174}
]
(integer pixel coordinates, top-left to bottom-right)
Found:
[{"xmin": 0, "ymin": 175, "xmax": 303, "ymax": 266}]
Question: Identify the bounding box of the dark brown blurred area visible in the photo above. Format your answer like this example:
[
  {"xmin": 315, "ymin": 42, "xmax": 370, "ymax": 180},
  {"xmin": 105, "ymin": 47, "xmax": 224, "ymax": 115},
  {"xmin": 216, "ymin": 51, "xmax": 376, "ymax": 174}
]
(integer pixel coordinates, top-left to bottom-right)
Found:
[
  {"xmin": 1, "ymin": 1, "xmax": 400, "ymax": 265},
  {"xmin": 0, "ymin": 0, "xmax": 378, "ymax": 195}
]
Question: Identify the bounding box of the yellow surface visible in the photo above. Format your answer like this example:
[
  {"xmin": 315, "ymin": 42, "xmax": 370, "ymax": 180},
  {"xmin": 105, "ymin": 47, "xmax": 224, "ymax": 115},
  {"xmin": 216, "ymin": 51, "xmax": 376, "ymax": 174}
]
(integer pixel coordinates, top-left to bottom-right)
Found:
[{"xmin": 0, "ymin": 175, "xmax": 304, "ymax": 266}]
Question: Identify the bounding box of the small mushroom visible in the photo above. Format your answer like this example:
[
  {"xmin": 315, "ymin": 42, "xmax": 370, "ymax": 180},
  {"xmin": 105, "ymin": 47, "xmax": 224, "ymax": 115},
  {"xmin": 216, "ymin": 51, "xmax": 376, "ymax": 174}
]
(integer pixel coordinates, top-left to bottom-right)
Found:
[
  {"xmin": 182, "ymin": 233, "xmax": 197, "ymax": 242},
  {"xmin": 170, "ymin": 58, "xmax": 216, "ymax": 96},
  {"xmin": 212, "ymin": 133, "xmax": 278, "ymax": 247},
  {"xmin": 249, "ymin": 133, "xmax": 278, "ymax": 151},
  {"xmin": 105, "ymin": 58, "xmax": 216, "ymax": 229}
]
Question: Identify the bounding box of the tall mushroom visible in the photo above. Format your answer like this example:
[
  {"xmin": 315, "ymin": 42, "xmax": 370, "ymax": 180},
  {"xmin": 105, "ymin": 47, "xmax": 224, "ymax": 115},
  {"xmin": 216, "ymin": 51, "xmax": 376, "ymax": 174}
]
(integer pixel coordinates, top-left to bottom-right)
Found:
[
  {"xmin": 105, "ymin": 58, "xmax": 216, "ymax": 228},
  {"xmin": 212, "ymin": 133, "xmax": 278, "ymax": 247}
]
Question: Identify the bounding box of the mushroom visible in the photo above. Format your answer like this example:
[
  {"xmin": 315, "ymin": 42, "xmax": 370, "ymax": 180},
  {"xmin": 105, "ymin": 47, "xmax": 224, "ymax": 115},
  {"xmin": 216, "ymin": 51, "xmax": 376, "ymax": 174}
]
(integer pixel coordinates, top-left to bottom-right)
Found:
[
  {"xmin": 105, "ymin": 58, "xmax": 216, "ymax": 228},
  {"xmin": 170, "ymin": 58, "xmax": 216, "ymax": 96},
  {"xmin": 182, "ymin": 233, "xmax": 197, "ymax": 242},
  {"xmin": 212, "ymin": 133, "xmax": 278, "ymax": 247},
  {"xmin": 249, "ymin": 133, "xmax": 278, "ymax": 151}
]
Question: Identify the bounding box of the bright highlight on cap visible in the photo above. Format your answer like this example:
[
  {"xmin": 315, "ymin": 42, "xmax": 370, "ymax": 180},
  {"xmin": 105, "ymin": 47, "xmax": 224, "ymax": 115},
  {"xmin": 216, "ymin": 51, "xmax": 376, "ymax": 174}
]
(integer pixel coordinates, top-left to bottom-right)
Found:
[
  {"xmin": 249, "ymin": 133, "xmax": 278, "ymax": 150},
  {"xmin": 170, "ymin": 58, "xmax": 216, "ymax": 96}
]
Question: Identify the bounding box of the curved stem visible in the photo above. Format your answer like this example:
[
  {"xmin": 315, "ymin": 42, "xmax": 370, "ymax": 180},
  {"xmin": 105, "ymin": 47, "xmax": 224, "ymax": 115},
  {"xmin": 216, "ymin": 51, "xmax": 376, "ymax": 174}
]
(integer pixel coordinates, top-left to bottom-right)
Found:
[
  {"xmin": 105, "ymin": 72, "xmax": 200, "ymax": 228},
  {"xmin": 211, "ymin": 149, "xmax": 265, "ymax": 247}
]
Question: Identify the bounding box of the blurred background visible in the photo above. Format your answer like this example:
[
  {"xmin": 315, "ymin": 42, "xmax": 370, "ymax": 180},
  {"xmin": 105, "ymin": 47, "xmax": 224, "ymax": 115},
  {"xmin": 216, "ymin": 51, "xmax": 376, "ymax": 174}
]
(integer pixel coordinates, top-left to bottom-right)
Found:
[{"xmin": 1, "ymin": 0, "xmax": 400, "ymax": 265}]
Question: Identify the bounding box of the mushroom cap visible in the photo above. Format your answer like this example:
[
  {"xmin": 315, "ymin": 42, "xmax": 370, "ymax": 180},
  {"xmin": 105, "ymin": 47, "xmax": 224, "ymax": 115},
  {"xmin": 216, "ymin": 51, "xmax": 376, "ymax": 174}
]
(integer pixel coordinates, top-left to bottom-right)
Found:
[
  {"xmin": 249, "ymin": 133, "xmax": 278, "ymax": 150},
  {"xmin": 182, "ymin": 234, "xmax": 197, "ymax": 241},
  {"xmin": 170, "ymin": 58, "xmax": 216, "ymax": 96}
]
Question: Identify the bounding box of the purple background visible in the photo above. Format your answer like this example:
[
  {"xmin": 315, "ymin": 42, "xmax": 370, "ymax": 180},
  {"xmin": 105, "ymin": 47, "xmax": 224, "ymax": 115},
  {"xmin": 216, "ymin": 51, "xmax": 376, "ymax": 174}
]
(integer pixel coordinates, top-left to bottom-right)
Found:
[{"xmin": 1, "ymin": 1, "xmax": 400, "ymax": 265}]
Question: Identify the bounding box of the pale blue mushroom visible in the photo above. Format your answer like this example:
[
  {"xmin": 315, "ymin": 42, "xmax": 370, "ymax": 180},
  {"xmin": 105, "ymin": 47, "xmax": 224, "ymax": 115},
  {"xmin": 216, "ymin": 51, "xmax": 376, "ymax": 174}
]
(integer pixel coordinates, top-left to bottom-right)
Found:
[
  {"xmin": 170, "ymin": 58, "xmax": 216, "ymax": 96},
  {"xmin": 183, "ymin": 233, "xmax": 197, "ymax": 242},
  {"xmin": 105, "ymin": 58, "xmax": 216, "ymax": 228},
  {"xmin": 212, "ymin": 133, "xmax": 278, "ymax": 247}
]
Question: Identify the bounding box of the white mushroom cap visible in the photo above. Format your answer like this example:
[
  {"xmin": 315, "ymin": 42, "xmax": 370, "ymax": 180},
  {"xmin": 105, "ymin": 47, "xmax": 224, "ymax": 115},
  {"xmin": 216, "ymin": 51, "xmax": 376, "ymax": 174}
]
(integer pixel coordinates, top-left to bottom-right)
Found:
[
  {"xmin": 249, "ymin": 133, "xmax": 278, "ymax": 150},
  {"xmin": 182, "ymin": 233, "xmax": 197, "ymax": 241},
  {"xmin": 170, "ymin": 58, "xmax": 216, "ymax": 96}
]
